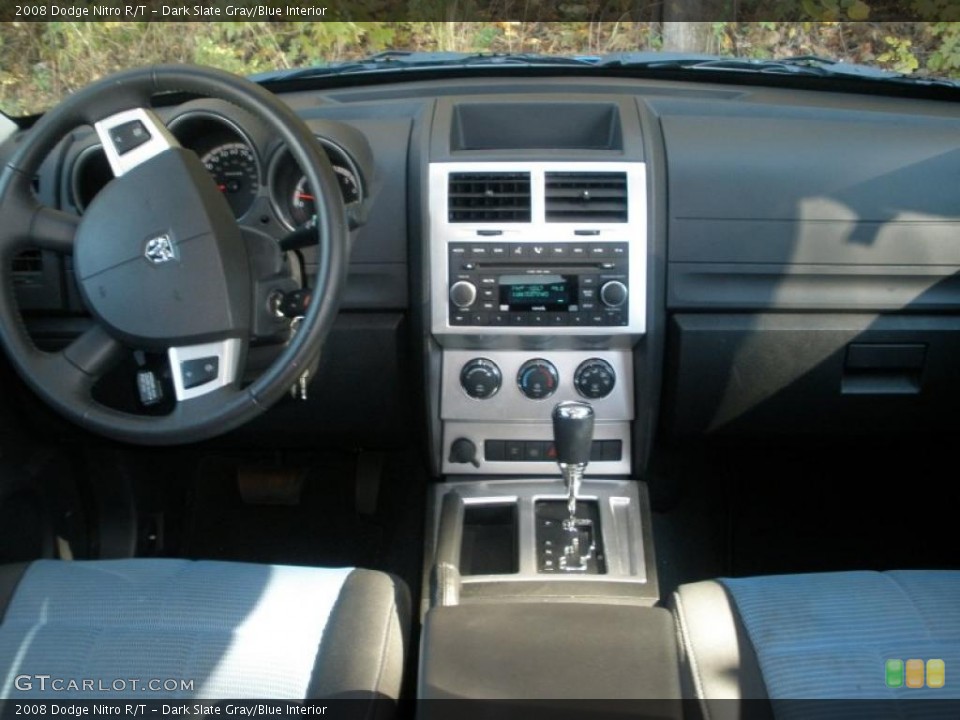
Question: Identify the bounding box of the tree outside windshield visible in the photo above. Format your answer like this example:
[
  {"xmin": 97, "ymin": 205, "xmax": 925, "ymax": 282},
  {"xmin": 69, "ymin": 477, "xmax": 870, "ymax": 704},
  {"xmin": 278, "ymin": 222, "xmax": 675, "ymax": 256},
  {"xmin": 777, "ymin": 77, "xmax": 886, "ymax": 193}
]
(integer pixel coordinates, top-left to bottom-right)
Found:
[{"xmin": 0, "ymin": 22, "xmax": 957, "ymax": 116}]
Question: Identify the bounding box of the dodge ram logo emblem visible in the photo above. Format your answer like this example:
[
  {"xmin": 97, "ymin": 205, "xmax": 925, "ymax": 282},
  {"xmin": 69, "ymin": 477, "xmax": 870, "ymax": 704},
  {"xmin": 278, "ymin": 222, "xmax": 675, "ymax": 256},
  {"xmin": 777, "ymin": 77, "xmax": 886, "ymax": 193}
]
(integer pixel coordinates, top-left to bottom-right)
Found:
[{"xmin": 144, "ymin": 235, "xmax": 176, "ymax": 264}]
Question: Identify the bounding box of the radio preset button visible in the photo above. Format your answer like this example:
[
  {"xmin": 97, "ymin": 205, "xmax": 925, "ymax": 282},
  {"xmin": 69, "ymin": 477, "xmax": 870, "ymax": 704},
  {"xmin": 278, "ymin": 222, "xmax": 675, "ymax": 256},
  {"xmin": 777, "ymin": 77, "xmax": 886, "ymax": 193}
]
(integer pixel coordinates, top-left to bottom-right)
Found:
[
  {"xmin": 449, "ymin": 280, "xmax": 478, "ymax": 309},
  {"xmin": 490, "ymin": 245, "xmax": 508, "ymax": 257},
  {"xmin": 451, "ymin": 313, "xmax": 469, "ymax": 326},
  {"xmin": 589, "ymin": 244, "xmax": 610, "ymax": 257},
  {"xmin": 600, "ymin": 281, "xmax": 628, "ymax": 308}
]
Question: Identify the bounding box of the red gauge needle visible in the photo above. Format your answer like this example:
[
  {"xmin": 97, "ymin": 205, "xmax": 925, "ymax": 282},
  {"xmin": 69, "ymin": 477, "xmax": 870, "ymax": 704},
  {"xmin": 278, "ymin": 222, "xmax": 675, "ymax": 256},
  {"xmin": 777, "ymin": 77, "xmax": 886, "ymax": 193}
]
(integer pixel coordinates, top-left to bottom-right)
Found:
[
  {"xmin": 217, "ymin": 184, "xmax": 226, "ymax": 191},
  {"xmin": 295, "ymin": 193, "xmax": 315, "ymax": 201}
]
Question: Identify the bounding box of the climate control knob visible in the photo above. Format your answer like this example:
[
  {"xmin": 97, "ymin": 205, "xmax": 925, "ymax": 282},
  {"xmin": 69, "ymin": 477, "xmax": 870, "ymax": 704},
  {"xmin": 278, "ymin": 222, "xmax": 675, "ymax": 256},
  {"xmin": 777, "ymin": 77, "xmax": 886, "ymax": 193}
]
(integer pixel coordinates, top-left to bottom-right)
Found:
[
  {"xmin": 460, "ymin": 358, "xmax": 502, "ymax": 400},
  {"xmin": 449, "ymin": 281, "xmax": 478, "ymax": 309},
  {"xmin": 600, "ymin": 281, "xmax": 628, "ymax": 308},
  {"xmin": 517, "ymin": 359, "xmax": 559, "ymax": 400},
  {"xmin": 574, "ymin": 358, "xmax": 616, "ymax": 399}
]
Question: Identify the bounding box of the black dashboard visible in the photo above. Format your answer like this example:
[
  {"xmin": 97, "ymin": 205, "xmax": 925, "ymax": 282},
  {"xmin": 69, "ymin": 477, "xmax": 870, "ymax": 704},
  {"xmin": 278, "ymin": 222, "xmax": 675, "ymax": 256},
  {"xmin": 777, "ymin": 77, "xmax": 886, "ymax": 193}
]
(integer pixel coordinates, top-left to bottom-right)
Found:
[{"xmin": 8, "ymin": 72, "xmax": 960, "ymax": 466}]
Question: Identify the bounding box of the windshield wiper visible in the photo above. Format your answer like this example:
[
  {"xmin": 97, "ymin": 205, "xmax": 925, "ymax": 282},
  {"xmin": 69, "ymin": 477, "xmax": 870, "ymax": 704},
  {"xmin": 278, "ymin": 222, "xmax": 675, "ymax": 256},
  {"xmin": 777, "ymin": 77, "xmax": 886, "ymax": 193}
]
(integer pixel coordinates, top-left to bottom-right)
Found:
[
  {"xmin": 596, "ymin": 52, "xmax": 960, "ymax": 88},
  {"xmin": 254, "ymin": 51, "xmax": 598, "ymax": 83}
]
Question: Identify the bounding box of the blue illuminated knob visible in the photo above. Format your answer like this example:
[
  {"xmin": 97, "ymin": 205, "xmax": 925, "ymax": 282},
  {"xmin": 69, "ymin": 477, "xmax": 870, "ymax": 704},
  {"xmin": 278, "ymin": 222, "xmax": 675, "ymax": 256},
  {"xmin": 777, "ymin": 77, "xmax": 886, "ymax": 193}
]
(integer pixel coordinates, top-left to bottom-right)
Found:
[{"xmin": 517, "ymin": 358, "xmax": 559, "ymax": 400}]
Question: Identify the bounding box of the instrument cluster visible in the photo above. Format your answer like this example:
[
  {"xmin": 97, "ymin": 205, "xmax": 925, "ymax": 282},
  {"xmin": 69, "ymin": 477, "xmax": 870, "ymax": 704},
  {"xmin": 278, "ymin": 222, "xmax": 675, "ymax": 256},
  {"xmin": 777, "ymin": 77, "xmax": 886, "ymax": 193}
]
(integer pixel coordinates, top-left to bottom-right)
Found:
[{"xmin": 69, "ymin": 109, "xmax": 365, "ymax": 234}]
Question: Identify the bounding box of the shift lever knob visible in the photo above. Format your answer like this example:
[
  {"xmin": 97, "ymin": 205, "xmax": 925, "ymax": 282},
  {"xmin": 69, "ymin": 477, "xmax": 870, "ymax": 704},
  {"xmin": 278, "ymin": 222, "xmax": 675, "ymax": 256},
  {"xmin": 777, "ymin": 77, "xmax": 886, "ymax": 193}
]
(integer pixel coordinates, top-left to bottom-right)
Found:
[{"xmin": 552, "ymin": 401, "xmax": 595, "ymax": 466}]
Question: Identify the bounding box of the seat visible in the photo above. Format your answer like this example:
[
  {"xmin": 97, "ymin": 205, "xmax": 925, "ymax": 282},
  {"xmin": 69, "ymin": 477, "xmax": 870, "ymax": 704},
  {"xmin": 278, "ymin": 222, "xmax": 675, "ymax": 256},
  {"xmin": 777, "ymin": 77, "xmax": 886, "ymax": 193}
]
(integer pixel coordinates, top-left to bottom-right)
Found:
[
  {"xmin": 672, "ymin": 571, "xmax": 960, "ymax": 717},
  {"xmin": 0, "ymin": 559, "xmax": 409, "ymax": 700}
]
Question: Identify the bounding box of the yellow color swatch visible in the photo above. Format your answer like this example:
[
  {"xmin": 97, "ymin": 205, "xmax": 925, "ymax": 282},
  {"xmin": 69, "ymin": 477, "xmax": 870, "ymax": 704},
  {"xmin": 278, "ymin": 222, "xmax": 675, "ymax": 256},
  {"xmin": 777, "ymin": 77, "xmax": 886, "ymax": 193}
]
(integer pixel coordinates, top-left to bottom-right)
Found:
[
  {"xmin": 905, "ymin": 659, "xmax": 925, "ymax": 688},
  {"xmin": 926, "ymin": 659, "xmax": 945, "ymax": 689}
]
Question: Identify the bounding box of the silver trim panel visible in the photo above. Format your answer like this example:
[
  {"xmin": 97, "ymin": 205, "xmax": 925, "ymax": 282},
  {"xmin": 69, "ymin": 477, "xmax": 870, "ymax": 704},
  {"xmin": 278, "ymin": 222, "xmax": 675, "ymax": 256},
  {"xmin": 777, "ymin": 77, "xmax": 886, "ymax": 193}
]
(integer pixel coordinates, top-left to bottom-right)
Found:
[
  {"xmin": 94, "ymin": 108, "xmax": 178, "ymax": 177},
  {"xmin": 441, "ymin": 349, "xmax": 633, "ymax": 422},
  {"xmin": 429, "ymin": 161, "xmax": 647, "ymax": 339},
  {"xmin": 168, "ymin": 338, "xmax": 242, "ymax": 402},
  {"xmin": 433, "ymin": 478, "xmax": 649, "ymax": 585},
  {"xmin": 442, "ymin": 420, "xmax": 631, "ymax": 476}
]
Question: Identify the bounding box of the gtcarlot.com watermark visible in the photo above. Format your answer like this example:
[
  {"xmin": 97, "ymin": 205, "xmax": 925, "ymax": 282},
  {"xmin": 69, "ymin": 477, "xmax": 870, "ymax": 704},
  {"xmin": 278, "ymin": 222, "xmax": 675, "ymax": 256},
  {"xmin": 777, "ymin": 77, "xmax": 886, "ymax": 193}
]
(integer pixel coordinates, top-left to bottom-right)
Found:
[{"xmin": 13, "ymin": 675, "xmax": 195, "ymax": 693}]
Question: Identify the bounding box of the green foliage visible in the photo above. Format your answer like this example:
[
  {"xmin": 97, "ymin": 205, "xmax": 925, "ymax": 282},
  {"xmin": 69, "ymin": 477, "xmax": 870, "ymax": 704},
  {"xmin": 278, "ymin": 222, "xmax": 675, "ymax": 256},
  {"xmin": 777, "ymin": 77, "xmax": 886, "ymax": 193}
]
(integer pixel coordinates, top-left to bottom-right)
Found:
[
  {"xmin": 878, "ymin": 35, "xmax": 920, "ymax": 72},
  {"xmin": 927, "ymin": 23, "xmax": 960, "ymax": 75},
  {"xmin": 0, "ymin": 21, "xmax": 957, "ymax": 116}
]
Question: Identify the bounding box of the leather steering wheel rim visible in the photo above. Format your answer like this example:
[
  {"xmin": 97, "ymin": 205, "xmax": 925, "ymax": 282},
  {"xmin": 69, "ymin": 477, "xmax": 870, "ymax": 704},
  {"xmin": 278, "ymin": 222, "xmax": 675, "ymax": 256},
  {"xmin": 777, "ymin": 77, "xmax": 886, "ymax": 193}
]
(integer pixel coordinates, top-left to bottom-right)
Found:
[{"xmin": 0, "ymin": 65, "xmax": 348, "ymax": 445}]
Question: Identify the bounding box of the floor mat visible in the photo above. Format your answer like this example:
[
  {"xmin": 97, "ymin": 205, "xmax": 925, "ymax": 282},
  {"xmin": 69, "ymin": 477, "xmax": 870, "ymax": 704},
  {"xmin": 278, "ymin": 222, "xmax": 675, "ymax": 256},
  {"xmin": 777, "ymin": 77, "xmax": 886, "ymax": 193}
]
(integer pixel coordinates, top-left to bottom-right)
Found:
[{"xmin": 184, "ymin": 453, "xmax": 384, "ymax": 569}]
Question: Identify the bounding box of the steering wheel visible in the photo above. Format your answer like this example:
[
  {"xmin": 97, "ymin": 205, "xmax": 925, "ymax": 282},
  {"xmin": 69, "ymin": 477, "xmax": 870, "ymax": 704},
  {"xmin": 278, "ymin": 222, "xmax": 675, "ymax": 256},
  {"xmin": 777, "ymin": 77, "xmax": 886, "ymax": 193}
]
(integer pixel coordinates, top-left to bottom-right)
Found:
[{"xmin": 0, "ymin": 65, "xmax": 348, "ymax": 445}]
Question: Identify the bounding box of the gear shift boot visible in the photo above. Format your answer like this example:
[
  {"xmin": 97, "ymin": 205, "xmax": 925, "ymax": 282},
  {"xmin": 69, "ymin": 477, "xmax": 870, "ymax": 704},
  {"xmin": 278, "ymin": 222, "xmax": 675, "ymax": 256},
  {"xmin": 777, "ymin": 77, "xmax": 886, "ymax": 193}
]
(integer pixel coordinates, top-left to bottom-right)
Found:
[{"xmin": 535, "ymin": 500, "xmax": 605, "ymax": 574}]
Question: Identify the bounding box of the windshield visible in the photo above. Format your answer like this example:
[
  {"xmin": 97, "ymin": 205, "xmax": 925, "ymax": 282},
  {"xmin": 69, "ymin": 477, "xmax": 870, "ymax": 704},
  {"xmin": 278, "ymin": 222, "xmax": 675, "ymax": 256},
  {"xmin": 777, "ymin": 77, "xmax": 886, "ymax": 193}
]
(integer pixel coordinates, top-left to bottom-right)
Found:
[{"xmin": 1, "ymin": 21, "xmax": 958, "ymax": 116}]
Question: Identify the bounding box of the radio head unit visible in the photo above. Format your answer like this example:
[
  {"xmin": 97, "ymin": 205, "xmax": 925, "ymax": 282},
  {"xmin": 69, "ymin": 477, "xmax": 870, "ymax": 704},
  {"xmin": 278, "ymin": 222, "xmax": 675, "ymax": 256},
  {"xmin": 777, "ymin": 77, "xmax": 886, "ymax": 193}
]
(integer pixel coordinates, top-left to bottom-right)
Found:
[{"xmin": 429, "ymin": 161, "xmax": 647, "ymax": 338}]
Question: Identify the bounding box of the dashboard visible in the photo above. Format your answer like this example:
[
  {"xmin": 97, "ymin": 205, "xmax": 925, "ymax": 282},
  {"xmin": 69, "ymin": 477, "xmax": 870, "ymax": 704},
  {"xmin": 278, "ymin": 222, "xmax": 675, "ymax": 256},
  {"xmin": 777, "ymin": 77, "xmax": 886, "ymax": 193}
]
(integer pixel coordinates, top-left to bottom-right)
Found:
[{"xmin": 8, "ymin": 73, "xmax": 960, "ymax": 466}]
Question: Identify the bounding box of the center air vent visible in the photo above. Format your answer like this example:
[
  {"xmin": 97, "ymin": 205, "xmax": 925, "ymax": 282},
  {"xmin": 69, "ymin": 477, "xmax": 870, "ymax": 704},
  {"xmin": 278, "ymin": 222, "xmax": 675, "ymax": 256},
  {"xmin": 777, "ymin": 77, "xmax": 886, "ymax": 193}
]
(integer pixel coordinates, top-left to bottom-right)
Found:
[
  {"xmin": 545, "ymin": 172, "xmax": 628, "ymax": 223},
  {"xmin": 448, "ymin": 172, "xmax": 531, "ymax": 223}
]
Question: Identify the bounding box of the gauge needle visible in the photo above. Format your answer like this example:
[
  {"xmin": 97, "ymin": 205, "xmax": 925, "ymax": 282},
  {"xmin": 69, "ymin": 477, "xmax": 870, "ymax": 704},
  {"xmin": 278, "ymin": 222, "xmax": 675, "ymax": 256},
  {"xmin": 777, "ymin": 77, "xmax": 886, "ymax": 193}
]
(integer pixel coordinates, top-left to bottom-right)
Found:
[{"xmin": 296, "ymin": 193, "xmax": 315, "ymax": 201}]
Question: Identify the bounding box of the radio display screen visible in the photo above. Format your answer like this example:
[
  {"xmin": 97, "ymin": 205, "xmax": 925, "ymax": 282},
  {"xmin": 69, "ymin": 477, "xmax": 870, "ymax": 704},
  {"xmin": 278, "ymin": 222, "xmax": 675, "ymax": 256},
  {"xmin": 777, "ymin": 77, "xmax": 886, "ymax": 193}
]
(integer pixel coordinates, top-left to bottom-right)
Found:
[{"xmin": 499, "ymin": 274, "xmax": 577, "ymax": 312}]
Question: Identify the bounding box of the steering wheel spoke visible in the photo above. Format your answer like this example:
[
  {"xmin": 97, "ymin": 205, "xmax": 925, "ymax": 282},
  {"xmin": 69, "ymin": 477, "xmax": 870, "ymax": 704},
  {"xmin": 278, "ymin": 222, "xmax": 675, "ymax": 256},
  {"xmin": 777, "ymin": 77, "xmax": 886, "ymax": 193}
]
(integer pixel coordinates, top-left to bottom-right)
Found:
[
  {"xmin": 167, "ymin": 337, "xmax": 245, "ymax": 402},
  {"xmin": 63, "ymin": 325, "xmax": 126, "ymax": 379},
  {"xmin": 30, "ymin": 205, "xmax": 80, "ymax": 254},
  {"xmin": 94, "ymin": 107, "xmax": 179, "ymax": 177}
]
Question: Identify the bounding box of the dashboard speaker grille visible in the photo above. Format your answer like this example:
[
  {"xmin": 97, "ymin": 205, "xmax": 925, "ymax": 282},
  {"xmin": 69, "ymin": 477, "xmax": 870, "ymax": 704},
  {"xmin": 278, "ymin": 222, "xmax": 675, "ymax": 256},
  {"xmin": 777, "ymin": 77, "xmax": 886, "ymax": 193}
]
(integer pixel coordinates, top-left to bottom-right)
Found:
[
  {"xmin": 545, "ymin": 171, "xmax": 628, "ymax": 223},
  {"xmin": 448, "ymin": 172, "xmax": 531, "ymax": 222}
]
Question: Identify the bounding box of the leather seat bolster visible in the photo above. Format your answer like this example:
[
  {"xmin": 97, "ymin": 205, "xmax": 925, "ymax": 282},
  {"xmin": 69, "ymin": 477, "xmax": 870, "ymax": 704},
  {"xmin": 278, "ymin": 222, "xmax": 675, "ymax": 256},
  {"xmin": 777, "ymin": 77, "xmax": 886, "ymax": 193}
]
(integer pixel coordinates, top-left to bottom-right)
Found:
[
  {"xmin": 307, "ymin": 568, "xmax": 410, "ymax": 701},
  {"xmin": 671, "ymin": 580, "xmax": 772, "ymax": 720}
]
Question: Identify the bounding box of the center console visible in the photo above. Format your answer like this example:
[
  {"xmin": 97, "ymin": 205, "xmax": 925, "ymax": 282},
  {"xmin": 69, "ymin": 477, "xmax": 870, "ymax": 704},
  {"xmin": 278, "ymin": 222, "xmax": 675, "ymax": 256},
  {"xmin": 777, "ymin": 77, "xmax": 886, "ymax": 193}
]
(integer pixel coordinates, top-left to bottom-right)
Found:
[{"xmin": 418, "ymin": 99, "xmax": 676, "ymax": 706}]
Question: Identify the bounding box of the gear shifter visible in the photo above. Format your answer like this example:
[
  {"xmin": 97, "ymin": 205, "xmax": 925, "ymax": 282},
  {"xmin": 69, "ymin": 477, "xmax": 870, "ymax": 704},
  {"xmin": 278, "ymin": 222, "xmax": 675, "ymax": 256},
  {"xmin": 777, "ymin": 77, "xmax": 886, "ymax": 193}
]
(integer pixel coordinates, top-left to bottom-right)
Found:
[{"xmin": 552, "ymin": 401, "xmax": 595, "ymax": 529}]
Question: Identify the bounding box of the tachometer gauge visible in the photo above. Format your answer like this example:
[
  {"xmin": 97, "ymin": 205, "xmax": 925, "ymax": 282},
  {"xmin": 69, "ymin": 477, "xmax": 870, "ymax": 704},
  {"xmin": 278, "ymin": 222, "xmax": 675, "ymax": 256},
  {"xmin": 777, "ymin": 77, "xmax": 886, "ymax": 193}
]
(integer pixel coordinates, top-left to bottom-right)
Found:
[{"xmin": 200, "ymin": 142, "xmax": 259, "ymax": 218}]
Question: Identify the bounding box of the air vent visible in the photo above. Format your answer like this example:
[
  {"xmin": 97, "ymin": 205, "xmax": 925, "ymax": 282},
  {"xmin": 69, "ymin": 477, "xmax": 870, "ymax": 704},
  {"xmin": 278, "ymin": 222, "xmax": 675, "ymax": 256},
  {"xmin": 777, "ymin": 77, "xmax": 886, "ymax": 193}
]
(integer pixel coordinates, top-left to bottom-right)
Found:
[
  {"xmin": 448, "ymin": 172, "xmax": 531, "ymax": 223},
  {"xmin": 545, "ymin": 172, "xmax": 628, "ymax": 223},
  {"xmin": 12, "ymin": 249, "xmax": 43, "ymax": 285}
]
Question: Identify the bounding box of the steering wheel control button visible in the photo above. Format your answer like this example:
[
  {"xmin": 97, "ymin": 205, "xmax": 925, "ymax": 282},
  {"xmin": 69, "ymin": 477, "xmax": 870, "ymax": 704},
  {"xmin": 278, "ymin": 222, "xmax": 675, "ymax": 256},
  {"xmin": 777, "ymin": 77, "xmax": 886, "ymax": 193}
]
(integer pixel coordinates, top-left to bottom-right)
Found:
[
  {"xmin": 517, "ymin": 358, "xmax": 559, "ymax": 400},
  {"xmin": 460, "ymin": 358, "xmax": 502, "ymax": 399},
  {"xmin": 95, "ymin": 107, "xmax": 178, "ymax": 177},
  {"xmin": 181, "ymin": 356, "xmax": 219, "ymax": 389},
  {"xmin": 110, "ymin": 120, "xmax": 151, "ymax": 155},
  {"xmin": 574, "ymin": 358, "xmax": 617, "ymax": 399}
]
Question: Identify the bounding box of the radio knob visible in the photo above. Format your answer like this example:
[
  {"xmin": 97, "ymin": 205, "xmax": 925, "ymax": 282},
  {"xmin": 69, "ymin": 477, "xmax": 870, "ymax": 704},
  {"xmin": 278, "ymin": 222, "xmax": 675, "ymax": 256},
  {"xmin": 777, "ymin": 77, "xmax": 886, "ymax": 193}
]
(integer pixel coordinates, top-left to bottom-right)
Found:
[
  {"xmin": 460, "ymin": 358, "xmax": 502, "ymax": 400},
  {"xmin": 449, "ymin": 280, "xmax": 478, "ymax": 309},
  {"xmin": 517, "ymin": 359, "xmax": 559, "ymax": 400},
  {"xmin": 600, "ymin": 281, "xmax": 628, "ymax": 308},
  {"xmin": 574, "ymin": 358, "xmax": 616, "ymax": 400}
]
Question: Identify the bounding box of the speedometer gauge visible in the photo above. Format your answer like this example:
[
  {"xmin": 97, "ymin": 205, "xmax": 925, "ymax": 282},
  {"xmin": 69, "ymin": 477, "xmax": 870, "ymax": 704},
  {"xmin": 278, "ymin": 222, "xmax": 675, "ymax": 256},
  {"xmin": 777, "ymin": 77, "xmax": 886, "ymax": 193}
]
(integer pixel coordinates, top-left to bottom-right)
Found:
[{"xmin": 200, "ymin": 142, "xmax": 259, "ymax": 218}]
